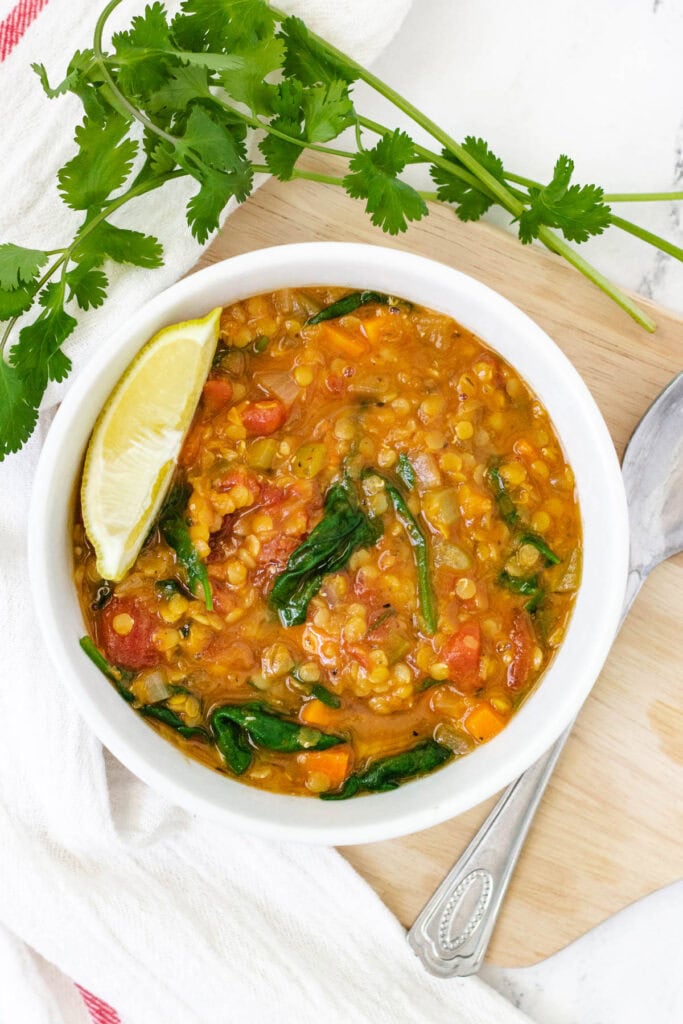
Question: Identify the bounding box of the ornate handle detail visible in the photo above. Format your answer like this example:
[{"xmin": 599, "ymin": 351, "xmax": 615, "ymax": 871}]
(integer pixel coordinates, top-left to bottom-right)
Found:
[{"xmin": 407, "ymin": 728, "xmax": 570, "ymax": 977}]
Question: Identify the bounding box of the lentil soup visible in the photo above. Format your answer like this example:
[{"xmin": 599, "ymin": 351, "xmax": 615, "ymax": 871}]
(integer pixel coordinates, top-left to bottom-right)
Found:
[{"xmin": 74, "ymin": 287, "xmax": 581, "ymax": 799}]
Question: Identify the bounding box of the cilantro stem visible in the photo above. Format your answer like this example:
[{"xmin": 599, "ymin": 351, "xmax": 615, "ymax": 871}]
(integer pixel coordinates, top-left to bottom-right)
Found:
[
  {"xmin": 0, "ymin": 170, "xmax": 183, "ymax": 355},
  {"xmin": 604, "ymin": 191, "xmax": 683, "ymax": 202},
  {"xmin": 506, "ymin": 172, "xmax": 683, "ymax": 204},
  {"xmin": 93, "ymin": 0, "xmax": 176, "ymax": 146},
  {"xmin": 214, "ymin": 99, "xmax": 354, "ymax": 160},
  {"xmin": 291, "ymin": 169, "xmax": 345, "ymax": 187},
  {"xmin": 537, "ymin": 230, "xmax": 656, "ymax": 330},
  {"xmin": 287, "ymin": 23, "xmax": 654, "ymax": 329},
  {"xmin": 610, "ymin": 215, "xmax": 683, "ymax": 262}
]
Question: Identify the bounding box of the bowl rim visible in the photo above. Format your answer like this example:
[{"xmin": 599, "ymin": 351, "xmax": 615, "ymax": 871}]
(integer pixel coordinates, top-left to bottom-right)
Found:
[{"xmin": 28, "ymin": 241, "xmax": 629, "ymax": 845}]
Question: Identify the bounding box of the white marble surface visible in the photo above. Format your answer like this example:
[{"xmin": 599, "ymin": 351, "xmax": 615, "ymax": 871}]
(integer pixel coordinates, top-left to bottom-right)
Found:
[
  {"xmin": 371, "ymin": 3, "xmax": 683, "ymax": 1022},
  {"xmin": 481, "ymin": 882, "xmax": 683, "ymax": 1023},
  {"xmin": 363, "ymin": 0, "xmax": 683, "ymax": 315}
]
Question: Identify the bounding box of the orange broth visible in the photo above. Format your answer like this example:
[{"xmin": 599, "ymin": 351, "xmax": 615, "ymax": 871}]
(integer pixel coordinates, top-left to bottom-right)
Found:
[{"xmin": 73, "ymin": 287, "xmax": 581, "ymax": 799}]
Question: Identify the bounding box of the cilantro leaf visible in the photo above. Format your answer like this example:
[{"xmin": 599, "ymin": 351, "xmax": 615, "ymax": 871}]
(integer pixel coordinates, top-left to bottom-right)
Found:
[
  {"xmin": 32, "ymin": 50, "xmax": 98, "ymax": 103},
  {"xmin": 112, "ymin": 2, "xmax": 176, "ymax": 99},
  {"xmin": 149, "ymin": 140, "xmax": 178, "ymax": 175},
  {"xmin": 343, "ymin": 129, "xmax": 427, "ymax": 234},
  {"xmin": 0, "ymin": 286, "xmax": 36, "ymax": 321},
  {"xmin": 47, "ymin": 347, "xmax": 72, "ymax": 383},
  {"xmin": 218, "ymin": 36, "xmax": 284, "ymax": 115},
  {"xmin": 0, "ymin": 359, "xmax": 40, "ymax": 460},
  {"xmin": 0, "ymin": 244, "xmax": 48, "ymax": 290},
  {"xmin": 303, "ymin": 80, "xmax": 354, "ymax": 143},
  {"xmin": 58, "ymin": 116, "xmax": 137, "ymax": 210},
  {"xmin": 75, "ymin": 221, "xmax": 164, "ymax": 269},
  {"xmin": 175, "ymin": 105, "xmax": 248, "ymax": 176},
  {"xmin": 32, "ymin": 61, "xmax": 79, "ymax": 98},
  {"xmin": 186, "ymin": 164, "xmax": 253, "ymax": 243},
  {"xmin": 172, "ymin": 0, "xmax": 275, "ymax": 53},
  {"xmin": 518, "ymin": 155, "xmax": 612, "ymax": 244},
  {"xmin": 280, "ymin": 16, "xmax": 357, "ymax": 86},
  {"xmin": 10, "ymin": 283, "xmax": 77, "ymax": 393},
  {"xmin": 259, "ymin": 79, "xmax": 304, "ymax": 180},
  {"xmin": 259, "ymin": 132, "xmax": 301, "ymax": 181},
  {"xmin": 148, "ymin": 65, "xmax": 211, "ymax": 113},
  {"xmin": 430, "ymin": 137, "xmax": 505, "ymax": 222},
  {"xmin": 66, "ymin": 262, "xmax": 108, "ymax": 310}
]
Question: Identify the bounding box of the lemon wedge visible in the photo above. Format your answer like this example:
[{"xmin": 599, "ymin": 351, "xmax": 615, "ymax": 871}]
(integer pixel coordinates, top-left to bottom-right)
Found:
[{"xmin": 82, "ymin": 307, "xmax": 221, "ymax": 581}]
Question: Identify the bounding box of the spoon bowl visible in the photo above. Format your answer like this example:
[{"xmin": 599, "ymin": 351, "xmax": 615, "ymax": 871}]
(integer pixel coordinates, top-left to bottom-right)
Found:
[{"xmin": 409, "ymin": 371, "xmax": 683, "ymax": 976}]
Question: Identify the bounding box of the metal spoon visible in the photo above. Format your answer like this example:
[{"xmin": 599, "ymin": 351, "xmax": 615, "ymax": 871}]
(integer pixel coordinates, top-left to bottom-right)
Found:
[{"xmin": 408, "ymin": 372, "xmax": 683, "ymax": 977}]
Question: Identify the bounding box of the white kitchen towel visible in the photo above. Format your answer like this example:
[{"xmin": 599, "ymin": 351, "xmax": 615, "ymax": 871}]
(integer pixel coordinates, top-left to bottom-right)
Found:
[{"xmin": 0, "ymin": 1, "xmax": 532, "ymax": 1022}]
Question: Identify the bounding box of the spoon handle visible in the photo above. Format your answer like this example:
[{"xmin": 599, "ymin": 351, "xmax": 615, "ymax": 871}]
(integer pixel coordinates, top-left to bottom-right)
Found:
[
  {"xmin": 407, "ymin": 726, "xmax": 570, "ymax": 977},
  {"xmin": 408, "ymin": 578, "xmax": 639, "ymax": 977}
]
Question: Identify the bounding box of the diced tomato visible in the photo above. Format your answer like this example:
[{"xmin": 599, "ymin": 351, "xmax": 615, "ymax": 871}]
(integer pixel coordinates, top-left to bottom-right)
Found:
[
  {"xmin": 325, "ymin": 373, "xmax": 345, "ymax": 394},
  {"xmin": 241, "ymin": 400, "xmax": 287, "ymax": 436},
  {"xmin": 442, "ymin": 622, "xmax": 481, "ymax": 691},
  {"xmin": 210, "ymin": 581, "xmax": 236, "ymax": 616},
  {"xmin": 207, "ymin": 516, "xmax": 236, "ymax": 563},
  {"xmin": 259, "ymin": 484, "xmax": 287, "ymax": 507},
  {"xmin": 202, "ymin": 378, "xmax": 233, "ymax": 412},
  {"xmin": 254, "ymin": 533, "xmax": 302, "ymax": 589},
  {"xmin": 215, "ymin": 468, "xmax": 260, "ymax": 500},
  {"xmin": 257, "ymin": 534, "xmax": 300, "ymax": 567},
  {"xmin": 99, "ymin": 597, "xmax": 158, "ymax": 670},
  {"xmin": 507, "ymin": 610, "xmax": 534, "ymax": 691}
]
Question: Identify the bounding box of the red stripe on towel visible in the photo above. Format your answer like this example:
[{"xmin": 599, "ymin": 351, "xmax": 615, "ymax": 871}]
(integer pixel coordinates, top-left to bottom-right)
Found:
[
  {"xmin": 2, "ymin": 1, "xmax": 122, "ymax": 1021},
  {"xmin": 0, "ymin": 0, "xmax": 50, "ymax": 61},
  {"xmin": 75, "ymin": 983, "xmax": 122, "ymax": 1024}
]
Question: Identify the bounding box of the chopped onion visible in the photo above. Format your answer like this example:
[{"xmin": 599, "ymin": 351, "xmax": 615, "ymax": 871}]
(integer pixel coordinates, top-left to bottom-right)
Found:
[
  {"xmin": 133, "ymin": 670, "xmax": 170, "ymax": 704},
  {"xmin": 434, "ymin": 722, "xmax": 474, "ymax": 755},
  {"xmin": 411, "ymin": 452, "xmax": 442, "ymax": 488},
  {"xmin": 254, "ymin": 371, "xmax": 299, "ymax": 407},
  {"xmin": 433, "ymin": 541, "xmax": 472, "ymax": 571}
]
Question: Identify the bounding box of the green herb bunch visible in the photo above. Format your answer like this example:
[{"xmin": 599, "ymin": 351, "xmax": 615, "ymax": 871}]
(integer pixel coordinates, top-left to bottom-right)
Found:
[{"xmin": 1, "ymin": 0, "xmax": 681, "ymax": 459}]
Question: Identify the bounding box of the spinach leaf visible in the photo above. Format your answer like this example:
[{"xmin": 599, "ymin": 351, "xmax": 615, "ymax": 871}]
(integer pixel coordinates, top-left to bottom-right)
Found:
[
  {"xmin": 212, "ymin": 703, "xmax": 344, "ymax": 755},
  {"xmin": 498, "ymin": 571, "xmax": 545, "ymax": 614},
  {"xmin": 321, "ymin": 740, "xmax": 451, "ymax": 800},
  {"xmin": 211, "ymin": 711, "xmax": 253, "ymax": 775},
  {"xmin": 155, "ymin": 577, "xmax": 193, "ymax": 599},
  {"xmin": 305, "ymin": 290, "xmax": 389, "ymax": 325},
  {"xmin": 518, "ymin": 531, "xmax": 560, "ymax": 566},
  {"xmin": 497, "ymin": 570, "xmax": 539, "ymax": 595},
  {"xmin": 396, "ymin": 452, "xmax": 416, "ymax": 489},
  {"xmin": 139, "ymin": 704, "xmax": 210, "ymax": 741},
  {"xmin": 79, "ymin": 635, "xmax": 134, "ymax": 702},
  {"xmin": 159, "ymin": 483, "xmax": 213, "ymax": 610},
  {"xmin": 487, "ymin": 463, "xmax": 520, "ymax": 527},
  {"xmin": 363, "ymin": 470, "xmax": 437, "ymax": 634},
  {"xmin": 270, "ymin": 481, "xmax": 382, "ymax": 626},
  {"xmin": 418, "ymin": 677, "xmax": 443, "ymax": 692},
  {"xmin": 310, "ymin": 683, "xmax": 341, "ymax": 708}
]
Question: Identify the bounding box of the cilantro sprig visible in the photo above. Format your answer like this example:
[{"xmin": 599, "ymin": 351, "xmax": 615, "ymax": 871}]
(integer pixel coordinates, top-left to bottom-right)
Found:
[{"xmin": 1, "ymin": 0, "xmax": 681, "ymax": 459}]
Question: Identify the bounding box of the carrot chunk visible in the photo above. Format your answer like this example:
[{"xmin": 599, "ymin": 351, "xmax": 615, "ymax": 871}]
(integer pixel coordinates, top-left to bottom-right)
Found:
[
  {"xmin": 464, "ymin": 702, "xmax": 505, "ymax": 742},
  {"xmin": 300, "ymin": 699, "xmax": 337, "ymax": 728},
  {"xmin": 317, "ymin": 323, "xmax": 366, "ymax": 358},
  {"xmin": 298, "ymin": 747, "xmax": 352, "ymax": 789},
  {"xmin": 361, "ymin": 315, "xmax": 395, "ymax": 345}
]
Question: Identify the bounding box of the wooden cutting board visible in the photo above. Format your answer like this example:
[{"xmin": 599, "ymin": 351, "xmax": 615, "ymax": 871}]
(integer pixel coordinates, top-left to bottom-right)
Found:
[{"xmin": 197, "ymin": 165, "xmax": 683, "ymax": 967}]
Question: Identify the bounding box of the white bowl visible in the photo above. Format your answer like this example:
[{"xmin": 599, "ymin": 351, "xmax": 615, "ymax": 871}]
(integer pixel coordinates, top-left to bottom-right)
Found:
[{"xmin": 29, "ymin": 242, "xmax": 628, "ymax": 845}]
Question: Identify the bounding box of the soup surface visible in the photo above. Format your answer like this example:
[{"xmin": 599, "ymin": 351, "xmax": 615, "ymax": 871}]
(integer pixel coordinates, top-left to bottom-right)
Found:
[{"xmin": 74, "ymin": 288, "xmax": 581, "ymax": 799}]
